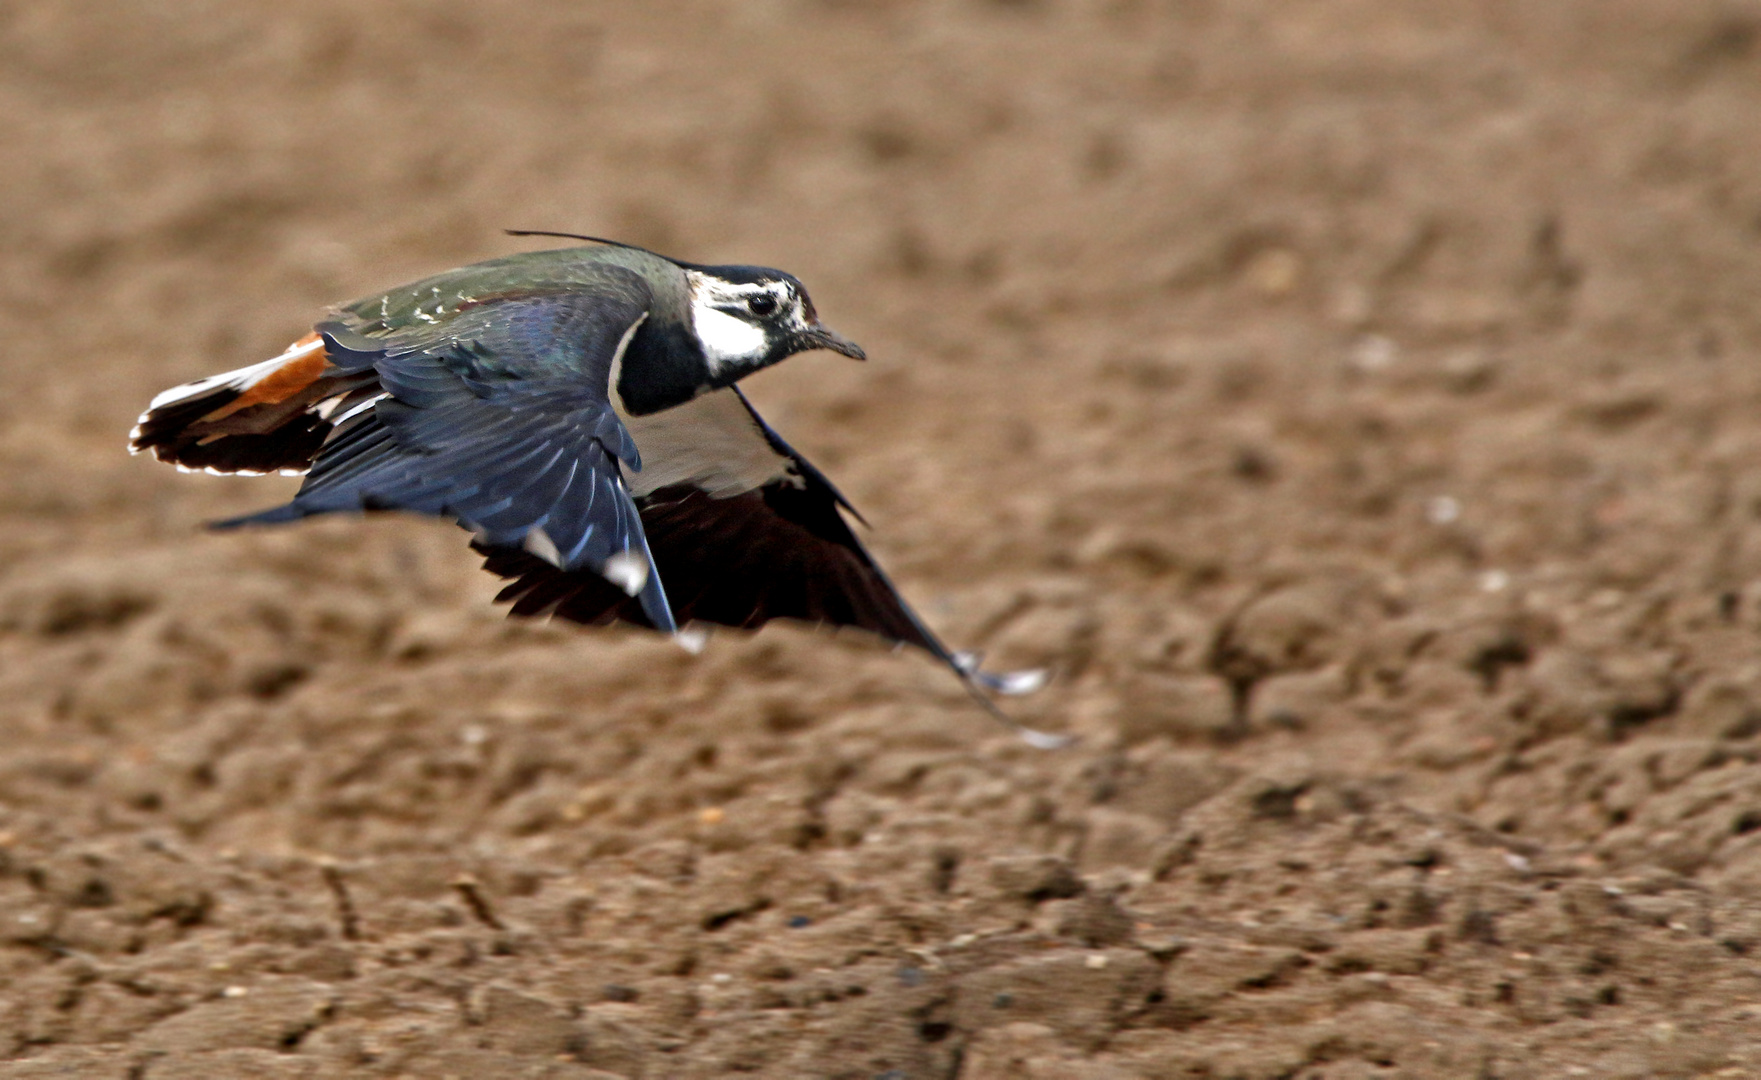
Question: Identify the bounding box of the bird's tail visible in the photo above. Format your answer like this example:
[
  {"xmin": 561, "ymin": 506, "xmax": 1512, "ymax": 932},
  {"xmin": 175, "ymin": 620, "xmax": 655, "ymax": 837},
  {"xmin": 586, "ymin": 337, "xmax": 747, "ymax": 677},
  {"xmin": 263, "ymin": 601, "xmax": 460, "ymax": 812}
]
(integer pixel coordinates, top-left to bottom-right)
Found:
[{"xmin": 128, "ymin": 333, "xmax": 381, "ymax": 477}]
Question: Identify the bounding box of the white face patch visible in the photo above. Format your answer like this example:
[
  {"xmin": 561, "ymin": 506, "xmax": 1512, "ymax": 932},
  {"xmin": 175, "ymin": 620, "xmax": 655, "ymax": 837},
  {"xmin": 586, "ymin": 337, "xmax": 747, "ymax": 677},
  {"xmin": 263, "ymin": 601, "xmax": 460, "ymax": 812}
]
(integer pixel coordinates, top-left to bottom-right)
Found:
[
  {"xmin": 690, "ymin": 302, "xmax": 768, "ymax": 375},
  {"xmin": 685, "ymin": 270, "xmax": 810, "ymax": 377}
]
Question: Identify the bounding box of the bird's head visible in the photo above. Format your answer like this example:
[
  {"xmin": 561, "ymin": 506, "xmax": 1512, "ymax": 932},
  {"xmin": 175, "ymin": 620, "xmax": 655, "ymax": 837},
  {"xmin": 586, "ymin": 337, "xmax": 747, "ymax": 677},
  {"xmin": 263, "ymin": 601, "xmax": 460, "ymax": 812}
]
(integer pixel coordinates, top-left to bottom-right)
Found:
[{"xmin": 683, "ymin": 265, "xmax": 865, "ymax": 385}]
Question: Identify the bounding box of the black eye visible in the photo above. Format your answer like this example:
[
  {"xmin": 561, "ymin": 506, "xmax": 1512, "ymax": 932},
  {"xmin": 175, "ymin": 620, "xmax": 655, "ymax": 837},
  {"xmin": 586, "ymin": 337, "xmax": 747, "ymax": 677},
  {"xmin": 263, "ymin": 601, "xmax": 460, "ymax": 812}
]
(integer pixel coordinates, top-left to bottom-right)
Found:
[{"xmin": 747, "ymin": 294, "xmax": 778, "ymax": 317}]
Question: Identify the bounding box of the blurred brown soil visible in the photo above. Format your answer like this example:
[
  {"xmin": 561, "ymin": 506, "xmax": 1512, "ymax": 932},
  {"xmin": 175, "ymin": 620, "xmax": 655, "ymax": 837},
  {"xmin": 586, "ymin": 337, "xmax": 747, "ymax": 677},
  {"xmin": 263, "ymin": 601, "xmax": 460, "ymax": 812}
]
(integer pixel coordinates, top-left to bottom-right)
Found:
[{"xmin": 5, "ymin": 2, "xmax": 1761, "ymax": 1077}]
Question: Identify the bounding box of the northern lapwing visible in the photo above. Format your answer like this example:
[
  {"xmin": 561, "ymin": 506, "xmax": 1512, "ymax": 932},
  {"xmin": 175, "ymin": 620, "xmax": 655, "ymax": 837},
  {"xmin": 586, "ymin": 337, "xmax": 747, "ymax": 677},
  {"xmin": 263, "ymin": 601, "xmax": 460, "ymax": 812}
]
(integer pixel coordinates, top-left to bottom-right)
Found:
[{"xmin": 130, "ymin": 233, "xmax": 1064, "ymax": 746}]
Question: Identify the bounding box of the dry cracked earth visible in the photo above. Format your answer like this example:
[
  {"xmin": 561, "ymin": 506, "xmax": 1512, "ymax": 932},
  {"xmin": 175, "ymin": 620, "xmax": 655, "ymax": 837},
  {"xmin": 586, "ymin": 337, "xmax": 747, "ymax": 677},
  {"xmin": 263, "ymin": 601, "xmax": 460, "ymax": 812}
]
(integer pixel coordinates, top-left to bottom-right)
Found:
[{"xmin": 5, "ymin": 2, "xmax": 1761, "ymax": 1077}]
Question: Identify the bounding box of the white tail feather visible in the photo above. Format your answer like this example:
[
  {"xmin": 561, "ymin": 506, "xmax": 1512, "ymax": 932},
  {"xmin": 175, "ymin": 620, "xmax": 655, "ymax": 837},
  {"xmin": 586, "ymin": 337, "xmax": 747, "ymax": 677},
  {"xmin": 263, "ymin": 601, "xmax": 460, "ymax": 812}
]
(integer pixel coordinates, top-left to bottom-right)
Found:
[{"xmin": 142, "ymin": 336, "xmax": 324, "ymax": 413}]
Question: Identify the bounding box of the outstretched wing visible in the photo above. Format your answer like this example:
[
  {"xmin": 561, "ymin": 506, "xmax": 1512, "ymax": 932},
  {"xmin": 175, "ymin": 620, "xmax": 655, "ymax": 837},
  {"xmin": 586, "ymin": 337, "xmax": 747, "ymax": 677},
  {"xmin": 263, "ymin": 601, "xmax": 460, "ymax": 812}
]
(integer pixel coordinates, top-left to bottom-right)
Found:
[
  {"xmin": 476, "ymin": 387, "xmax": 962, "ymax": 665},
  {"xmin": 219, "ymin": 268, "xmax": 676, "ymax": 632}
]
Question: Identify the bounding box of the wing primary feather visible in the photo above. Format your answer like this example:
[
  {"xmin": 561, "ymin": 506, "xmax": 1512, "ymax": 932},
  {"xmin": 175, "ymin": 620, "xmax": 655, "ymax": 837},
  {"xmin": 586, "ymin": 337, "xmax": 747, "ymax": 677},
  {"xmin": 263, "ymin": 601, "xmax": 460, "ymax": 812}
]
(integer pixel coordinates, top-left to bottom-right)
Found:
[{"xmin": 959, "ymin": 682, "xmax": 1077, "ymax": 750}]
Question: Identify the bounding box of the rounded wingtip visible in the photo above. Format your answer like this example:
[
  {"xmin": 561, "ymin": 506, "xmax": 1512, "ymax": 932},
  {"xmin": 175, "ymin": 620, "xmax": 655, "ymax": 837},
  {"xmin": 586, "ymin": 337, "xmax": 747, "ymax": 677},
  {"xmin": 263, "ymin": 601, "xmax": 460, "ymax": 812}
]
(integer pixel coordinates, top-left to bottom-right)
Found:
[
  {"xmin": 952, "ymin": 653, "xmax": 1073, "ymax": 749},
  {"xmin": 1017, "ymin": 727, "xmax": 1080, "ymax": 751},
  {"xmin": 953, "ymin": 651, "xmax": 1052, "ymax": 697},
  {"xmin": 982, "ymin": 667, "xmax": 1051, "ymax": 697}
]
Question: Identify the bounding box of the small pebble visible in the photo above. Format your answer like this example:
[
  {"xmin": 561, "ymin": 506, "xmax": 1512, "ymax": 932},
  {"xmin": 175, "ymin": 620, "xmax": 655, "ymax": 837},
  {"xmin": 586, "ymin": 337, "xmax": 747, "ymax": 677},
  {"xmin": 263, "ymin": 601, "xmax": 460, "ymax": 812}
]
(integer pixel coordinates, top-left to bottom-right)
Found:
[
  {"xmin": 1350, "ymin": 334, "xmax": 1397, "ymax": 371},
  {"xmin": 1426, "ymin": 495, "xmax": 1461, "ymax": 525}
]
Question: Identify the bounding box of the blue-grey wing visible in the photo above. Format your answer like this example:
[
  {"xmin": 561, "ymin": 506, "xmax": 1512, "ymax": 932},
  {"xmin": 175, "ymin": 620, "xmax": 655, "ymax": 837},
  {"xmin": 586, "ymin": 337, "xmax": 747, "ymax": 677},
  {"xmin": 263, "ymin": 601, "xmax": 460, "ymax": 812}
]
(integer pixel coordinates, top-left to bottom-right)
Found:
[{"xmin": 216, "ymin": 277, "xmax": 676, "ymax": 632}]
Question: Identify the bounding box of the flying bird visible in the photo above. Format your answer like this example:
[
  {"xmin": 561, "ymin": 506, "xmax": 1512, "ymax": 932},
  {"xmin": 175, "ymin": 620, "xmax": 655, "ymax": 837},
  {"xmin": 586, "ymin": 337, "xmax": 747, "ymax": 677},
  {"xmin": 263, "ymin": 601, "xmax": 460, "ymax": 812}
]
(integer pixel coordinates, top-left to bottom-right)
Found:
[{"xmin": 130, "ymin": 233, "xmax": 1064, "ymax": 746}]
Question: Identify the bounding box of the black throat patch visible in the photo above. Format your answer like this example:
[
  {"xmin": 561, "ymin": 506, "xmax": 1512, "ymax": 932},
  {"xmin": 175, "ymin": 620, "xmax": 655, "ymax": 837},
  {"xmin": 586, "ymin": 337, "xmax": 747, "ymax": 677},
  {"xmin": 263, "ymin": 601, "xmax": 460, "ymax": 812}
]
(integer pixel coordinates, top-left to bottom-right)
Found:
[{"xmin": 615, "ymin": 316, "xmax": 715, "ymax": 416}]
